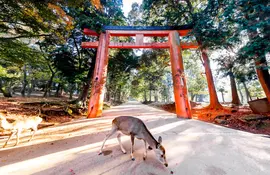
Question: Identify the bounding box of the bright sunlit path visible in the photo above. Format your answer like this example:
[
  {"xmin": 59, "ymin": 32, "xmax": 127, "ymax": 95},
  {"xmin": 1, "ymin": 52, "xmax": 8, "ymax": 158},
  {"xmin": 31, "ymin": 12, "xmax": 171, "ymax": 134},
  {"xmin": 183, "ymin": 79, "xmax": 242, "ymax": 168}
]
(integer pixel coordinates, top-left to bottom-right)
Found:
[{"xmin": 1, "ymin": 101, "xmax": 270, "ymax": 175}]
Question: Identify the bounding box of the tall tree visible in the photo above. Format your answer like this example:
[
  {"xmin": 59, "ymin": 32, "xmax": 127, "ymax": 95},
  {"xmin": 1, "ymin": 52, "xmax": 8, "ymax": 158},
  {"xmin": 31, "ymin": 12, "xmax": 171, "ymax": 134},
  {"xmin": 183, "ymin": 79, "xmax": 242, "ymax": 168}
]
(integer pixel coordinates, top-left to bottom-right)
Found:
[
  {"xmin": 223, "ymin": 0, "xmax": 270, "ymax": 102},
  {"xmin": 215, "ymin": 49, "xmax": 241, "ymax": 105},
  {"xmin": 54, "ymin": 0, "xmax": 126, "ymax": 105}
]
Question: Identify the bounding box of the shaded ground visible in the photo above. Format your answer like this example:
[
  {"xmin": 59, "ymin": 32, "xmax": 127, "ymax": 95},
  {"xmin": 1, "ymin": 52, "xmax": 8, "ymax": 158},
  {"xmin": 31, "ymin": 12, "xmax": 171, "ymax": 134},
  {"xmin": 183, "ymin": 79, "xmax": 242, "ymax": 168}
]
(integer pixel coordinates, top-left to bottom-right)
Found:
[
  {"xmin": 0, "ymin": 101, "xmax": 270, "ymax": 175},
  {"xmin": 0, "ymin": 96, "xmax": 85, "ymax": 122},
  {"xmin": 148, "ymin": 102, "xmax": 270, "ymax": 135},
  {"xmin": 0, "ymin": 96, "xmax": 89, "ymax": 137}
]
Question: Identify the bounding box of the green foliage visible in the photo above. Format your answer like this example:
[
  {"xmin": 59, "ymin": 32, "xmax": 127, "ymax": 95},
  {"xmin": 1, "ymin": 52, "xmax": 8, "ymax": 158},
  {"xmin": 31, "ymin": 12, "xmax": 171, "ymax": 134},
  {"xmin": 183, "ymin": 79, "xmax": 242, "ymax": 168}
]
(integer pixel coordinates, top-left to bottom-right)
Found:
[
  {"xmin": 107, "ymin": 49, "xmax": 138, "ymax": 101},
  {"xmin": 0, "ymin": 0, "xmax": 74, "ymax": 41},
  {"xmin": 0, "ymin": 65, "xmax": 20, "ymax": 79},
  {"xmin": 45, "ymin": 0, "xmax": 127, "ymax": 93},
  {"xmin": 130, "ymin": 49, "xmax": 171, "ymax": 101},
  {"xmin": 225, "ymin": 0, "xmax": 269, "ymax": 57},
  {"xmin": 0, "ymin": 0, "xmax": 268, "ymax": 102},
  {"xmin": 127, "ymin": 2, "xmax": 143, "ymax": 26},
  {"xmin": 67, "ymin": 0, "xmax": 126, "ymax": 31},
  {"xmin": 249, "ymin": 81, "xmax": 265, "ymax": 98},
  {"xmin": 0, "ymin": 40, "xmax": 43, "ymax": 66},
  {"xmin": 183, "ymin": 51, "xmax": 208, "ymax": 98}
]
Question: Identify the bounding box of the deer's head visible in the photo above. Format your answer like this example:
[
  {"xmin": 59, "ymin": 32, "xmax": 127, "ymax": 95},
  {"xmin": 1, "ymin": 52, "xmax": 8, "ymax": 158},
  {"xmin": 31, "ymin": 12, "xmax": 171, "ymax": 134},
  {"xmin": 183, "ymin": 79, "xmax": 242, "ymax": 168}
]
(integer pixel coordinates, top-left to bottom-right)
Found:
[{"xmin": 154, "ymin": 136, "xmax": 168, "ymax": 167}]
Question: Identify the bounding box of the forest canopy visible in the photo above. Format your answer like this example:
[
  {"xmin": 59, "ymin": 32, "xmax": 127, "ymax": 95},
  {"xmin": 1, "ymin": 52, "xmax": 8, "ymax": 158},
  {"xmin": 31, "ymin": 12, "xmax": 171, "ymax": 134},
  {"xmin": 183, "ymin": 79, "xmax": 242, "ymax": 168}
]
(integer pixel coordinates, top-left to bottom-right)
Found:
[{"xmin": 0, "ymin": 0, "xmax": 269, "ymax": 107}]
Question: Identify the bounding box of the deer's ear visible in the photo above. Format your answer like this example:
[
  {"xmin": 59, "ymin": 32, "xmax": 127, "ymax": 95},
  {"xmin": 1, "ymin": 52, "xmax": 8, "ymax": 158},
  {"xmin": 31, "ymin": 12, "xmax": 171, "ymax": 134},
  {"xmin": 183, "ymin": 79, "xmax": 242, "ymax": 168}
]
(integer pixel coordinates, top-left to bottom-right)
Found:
[{"xmin": 158, "ymin": 136, "xmax": 162, "ymax": 144}]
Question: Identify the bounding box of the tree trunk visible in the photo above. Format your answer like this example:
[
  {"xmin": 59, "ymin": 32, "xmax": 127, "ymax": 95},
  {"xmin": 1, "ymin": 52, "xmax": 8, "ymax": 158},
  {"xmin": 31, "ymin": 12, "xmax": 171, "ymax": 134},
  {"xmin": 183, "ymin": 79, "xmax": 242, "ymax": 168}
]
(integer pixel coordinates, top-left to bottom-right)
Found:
[
  {"xmin": 200, "ymin": 48, "xmax": 223, "ymax": 109},
  {"xmin": 118, "ymin": 86, "xmax": 121, "ymax": 102},
  {"xmin": 0, "ymin": 88, "xmax": 12, "ymax": 97},
  {"xmin": 49, "ymin": 82, "xmax": 56, "ymax": 96},
  {"xmin": 55, "ymin": 83, "xmax": 62, "ymax": 97},
  {"xmin": 105, "ymin": 87, "xmax": 111, "ymax": 102},
  {"xmin": 21, "ymin": 65, "xmax": 27, "ymax": 97},
  {"xmin": 194, "ymin": 95, "xmax": 197, "ymax": 102},
  {"xmin": 69, "ymin": 84, "xmax": 75, "ymax": 100},
  {"xmin": 149, "ymin": 89, "xmax": 152, "ymax": 102},
  {"xmin": 69, "ymin": 91, "xmax": 73, "ymax": 99},
  {"xmin": 43, "ymin": 72, "xmax": 55, "ymax": 97},
  {"xmin": 144, "ymin": 90, "xmax": 147, "ymax": 102},
  {"xmin": 237, "ymin": 83, "xmax": 244, "ymax": 104},
  {"xmin": 228, "ymin": 72, "xmax": 241, "ymax": 105},
  {"xmin": 242, "ymin": 81, "xmax": 252, "ymax": 102},
  {"xmin": 191, "ymin": 93, "xmax": 196, "ymax": 101},
  {"xmin": 75, "ymin": 70, "xmax": 93, "ymax": 106},
  {"xmin": 105, "ymin": 88, "xmax": 109, "ymax": 102},
  {"xmin": 247, "ymin": 28, "xmax": 270, "ymax": 102},
  {"xmin": 154, "ymin": 90, "xmax": 158, "ymax": 102},
  {"xmin": 27, "ymin": 79, "xmax": 35, "ymax": 97},
  {"xmin": 254, "ymin": 58, "xmax": 270, "ymax": 102},
  {"xmin": 0, "ymin": 81, "xmax": 12, "ymax": 97},
  {"xmin": 221, "ymin": 92, "xmax": 225, "ymax": 103}
]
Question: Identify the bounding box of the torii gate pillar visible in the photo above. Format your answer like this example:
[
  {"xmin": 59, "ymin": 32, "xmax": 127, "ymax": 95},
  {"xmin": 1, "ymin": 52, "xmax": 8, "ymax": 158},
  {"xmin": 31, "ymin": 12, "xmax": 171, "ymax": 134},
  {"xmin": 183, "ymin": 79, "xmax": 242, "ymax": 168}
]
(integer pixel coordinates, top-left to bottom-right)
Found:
[
  {"xmin": 169, "ymin": 31, "xmax": 191, "ymax": 118},
  {"xmin": 88, "ymin": 33, "xmax": 109, "ymax": 118}
]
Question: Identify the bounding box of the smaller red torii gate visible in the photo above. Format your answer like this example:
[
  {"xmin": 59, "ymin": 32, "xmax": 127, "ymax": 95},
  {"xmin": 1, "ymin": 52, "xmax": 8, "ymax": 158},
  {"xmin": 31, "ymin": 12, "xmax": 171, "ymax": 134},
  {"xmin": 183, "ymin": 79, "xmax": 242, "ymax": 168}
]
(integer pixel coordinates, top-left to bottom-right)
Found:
[{"xmin": 82, "ymin": 25, "xmax": 199, "ymax": 119}]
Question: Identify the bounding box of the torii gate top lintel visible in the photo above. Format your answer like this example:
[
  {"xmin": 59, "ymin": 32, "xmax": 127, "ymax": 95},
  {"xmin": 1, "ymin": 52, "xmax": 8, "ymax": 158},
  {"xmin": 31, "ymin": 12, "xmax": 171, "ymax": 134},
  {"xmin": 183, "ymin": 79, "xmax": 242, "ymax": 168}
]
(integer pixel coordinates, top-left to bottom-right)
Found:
[
  {"xmin": 83, "ymin": 24, "xmax": 193, "ymax": 36},
  {"xmin": 82, "ymin": 25, "xmax": 198, "ymax": 49},
  {"xmin": 82, "ymin": 25, "xmax": 197, "ymax": 119}
]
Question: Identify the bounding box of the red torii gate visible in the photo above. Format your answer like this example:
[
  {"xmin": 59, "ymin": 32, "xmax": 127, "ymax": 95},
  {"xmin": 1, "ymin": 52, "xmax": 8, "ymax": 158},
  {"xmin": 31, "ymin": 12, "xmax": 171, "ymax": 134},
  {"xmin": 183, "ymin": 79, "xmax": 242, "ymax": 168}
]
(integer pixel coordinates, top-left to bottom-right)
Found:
[{"xmin": 81, "ymin": 25, "xmax": 199, "ymax": 119}]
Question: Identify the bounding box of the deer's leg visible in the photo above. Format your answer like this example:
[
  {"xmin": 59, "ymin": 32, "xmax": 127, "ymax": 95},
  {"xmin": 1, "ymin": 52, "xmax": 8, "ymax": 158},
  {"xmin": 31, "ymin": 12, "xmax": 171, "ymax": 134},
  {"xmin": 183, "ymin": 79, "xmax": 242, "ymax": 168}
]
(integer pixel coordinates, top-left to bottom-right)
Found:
[
  {"xmin": 15, "ymin": 130, "xmax": 21, "ymax": 146},
  {"xmin": 3, "ymin": 131, "xmax": 16, "ymax": 148},
  {"xmin": 130, "ymin": 134, "xmax": 135, "ymax": 161},
  {"xmin": 29, "ymin": 127, "xmax": 37, "ymax": 142},
  {"xmin": 117, "ymin": 133, "xmax": 126, "ymax": 154},
  {"xmin": 99, "ymin": 125, "xmax": 117, "ymax": 155},
  {"xmin": 143, "ymin": 140, "xmax": 147, "ymax": 160}
]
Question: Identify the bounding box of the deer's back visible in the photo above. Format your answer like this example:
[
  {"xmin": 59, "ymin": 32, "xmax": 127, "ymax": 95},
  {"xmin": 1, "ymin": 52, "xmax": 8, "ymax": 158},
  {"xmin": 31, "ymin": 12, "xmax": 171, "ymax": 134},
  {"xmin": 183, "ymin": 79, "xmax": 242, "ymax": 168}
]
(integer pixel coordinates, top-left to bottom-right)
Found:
[
  {"xmin": 112, "ymin": 116, "xmax": 147, "ymax": 136},
  {"xmin": 13, "ymin": 117, "xmax": 42, "ymax": 130}
]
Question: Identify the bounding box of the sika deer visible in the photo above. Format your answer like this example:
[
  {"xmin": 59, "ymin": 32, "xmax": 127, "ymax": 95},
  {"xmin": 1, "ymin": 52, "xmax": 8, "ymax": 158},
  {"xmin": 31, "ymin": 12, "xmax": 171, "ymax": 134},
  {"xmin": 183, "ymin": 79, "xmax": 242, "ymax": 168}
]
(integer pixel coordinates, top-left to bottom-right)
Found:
[
  {"xmin": 99, "ymin": 116, "xmax": 168, "ymax": 167},
  {"xmin": 0, "ymin": 114, "xmax": 42, "ymax": 148}
]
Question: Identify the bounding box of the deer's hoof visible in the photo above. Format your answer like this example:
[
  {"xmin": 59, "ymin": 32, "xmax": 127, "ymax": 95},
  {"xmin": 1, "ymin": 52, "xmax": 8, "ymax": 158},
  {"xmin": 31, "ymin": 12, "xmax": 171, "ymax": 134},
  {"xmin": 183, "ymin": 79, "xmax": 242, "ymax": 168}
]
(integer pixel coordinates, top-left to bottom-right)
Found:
[
  {"xmin": 98, "ymin": 152, "xmax": 103, "ymax": 155},
  {"xmin": 131, "ymin": 158, "xmax": 135, "ymax": 161},
  {"xmin": 123, "ymin": 151, "xmax": 127, "ymax": 154},
  {"xmin": 143, "ymin": 157, "xmax": 146, "ymax": 161}
]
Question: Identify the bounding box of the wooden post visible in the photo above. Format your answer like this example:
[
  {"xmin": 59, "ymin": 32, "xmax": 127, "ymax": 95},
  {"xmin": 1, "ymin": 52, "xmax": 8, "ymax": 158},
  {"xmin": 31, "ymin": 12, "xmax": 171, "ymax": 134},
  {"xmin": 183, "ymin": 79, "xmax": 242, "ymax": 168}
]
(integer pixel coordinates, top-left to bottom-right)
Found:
[
  {"xmin": 87, "ymin": 32, "xmax": 110, "ymax": 118},
  {"xmin": 169, "ymin": 31, "xmax": 191, "ymax": 119},
  {"xmin": 135, "ymin": 34, "xmax": 144, "ymax": 45}
]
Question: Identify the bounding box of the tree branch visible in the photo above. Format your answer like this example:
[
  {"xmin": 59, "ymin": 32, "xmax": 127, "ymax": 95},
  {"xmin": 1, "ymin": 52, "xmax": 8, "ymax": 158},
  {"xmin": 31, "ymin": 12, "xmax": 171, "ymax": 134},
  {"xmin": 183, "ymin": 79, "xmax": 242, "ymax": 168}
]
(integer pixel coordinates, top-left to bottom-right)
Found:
[
  {"xmin": 184, "ymin": 0, "xmax": 194, "ymax": 18},
  {"xmin": 71, "ymin": 34, "xmax": 82, "ymax": 69},
  {"xmin": 0, "ymin": 34, "xmax": 52, "ymax": 40}
]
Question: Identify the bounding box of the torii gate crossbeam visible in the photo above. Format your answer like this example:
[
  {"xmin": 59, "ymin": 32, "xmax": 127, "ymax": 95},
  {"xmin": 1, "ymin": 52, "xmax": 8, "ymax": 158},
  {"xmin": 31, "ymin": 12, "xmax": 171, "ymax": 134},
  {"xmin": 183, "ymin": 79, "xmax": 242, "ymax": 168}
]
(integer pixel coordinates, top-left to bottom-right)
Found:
[{"xmin": 81, "ymin": 25, "xmax": 198, "ymax": 119}]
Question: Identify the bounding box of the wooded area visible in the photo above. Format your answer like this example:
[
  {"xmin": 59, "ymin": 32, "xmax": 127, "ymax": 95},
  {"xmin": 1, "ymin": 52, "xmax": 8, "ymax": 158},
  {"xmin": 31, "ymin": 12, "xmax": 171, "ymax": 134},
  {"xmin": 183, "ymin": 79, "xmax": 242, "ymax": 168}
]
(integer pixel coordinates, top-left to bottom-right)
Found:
[{"xmin": 0, "ymin": 0, "xmax": 269, "ymax": 134}]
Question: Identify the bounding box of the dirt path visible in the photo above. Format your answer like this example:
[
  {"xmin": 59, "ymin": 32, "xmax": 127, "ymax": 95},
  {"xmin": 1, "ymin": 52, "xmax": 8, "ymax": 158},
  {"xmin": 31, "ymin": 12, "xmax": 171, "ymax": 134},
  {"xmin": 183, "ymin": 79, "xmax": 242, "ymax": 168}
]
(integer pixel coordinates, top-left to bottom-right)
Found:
[{"xmin": 0, "ymin": 101, "xmax": 270, "ymax": 175}]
